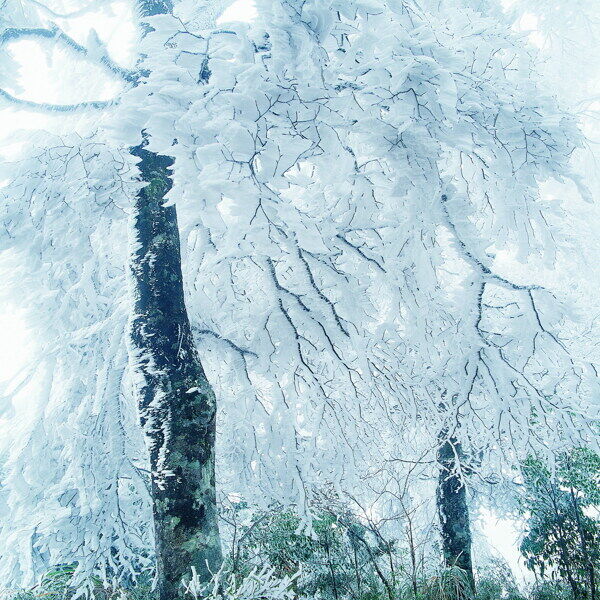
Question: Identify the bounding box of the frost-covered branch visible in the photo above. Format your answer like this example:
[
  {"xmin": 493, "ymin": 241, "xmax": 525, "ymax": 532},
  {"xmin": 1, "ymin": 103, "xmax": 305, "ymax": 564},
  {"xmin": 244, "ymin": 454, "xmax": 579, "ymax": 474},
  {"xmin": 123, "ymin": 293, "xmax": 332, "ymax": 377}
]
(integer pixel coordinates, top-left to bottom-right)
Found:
[
  {"xmin": 0, "ymin": 87, "xmax": 115, "ymax": 111},
  {"xmin": 0, "ymin": 25, "xmax": 135, "ymax": 82}
]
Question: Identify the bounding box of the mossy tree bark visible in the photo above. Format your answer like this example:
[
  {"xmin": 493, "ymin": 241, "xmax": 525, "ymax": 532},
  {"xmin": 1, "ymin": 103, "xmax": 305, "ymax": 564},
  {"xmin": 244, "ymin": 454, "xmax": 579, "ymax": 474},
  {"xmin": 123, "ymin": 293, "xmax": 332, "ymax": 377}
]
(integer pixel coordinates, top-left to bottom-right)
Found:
[
  {"xmin": 129, "ymin": 147, "xmax": 222, "ymax": 598},
  {"xmin": 129, "ymin": 143, "xmax": 223, "ymax": 600},
  {"xmin": 126, "ymin": 3, "xmax": 223, "ymax": 599},
  {"xmin": 436, "ymin": 435, "xmax": 475, "ymax": 597}
]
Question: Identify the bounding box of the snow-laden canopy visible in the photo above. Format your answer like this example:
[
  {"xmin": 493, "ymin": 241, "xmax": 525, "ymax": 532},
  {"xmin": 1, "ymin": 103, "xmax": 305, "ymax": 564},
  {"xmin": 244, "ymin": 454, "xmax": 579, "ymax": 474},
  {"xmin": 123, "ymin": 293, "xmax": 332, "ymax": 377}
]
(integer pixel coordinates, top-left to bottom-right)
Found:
[{"xmin": 0, "ymin": 0, "xmax": 597, "ymax": 588}]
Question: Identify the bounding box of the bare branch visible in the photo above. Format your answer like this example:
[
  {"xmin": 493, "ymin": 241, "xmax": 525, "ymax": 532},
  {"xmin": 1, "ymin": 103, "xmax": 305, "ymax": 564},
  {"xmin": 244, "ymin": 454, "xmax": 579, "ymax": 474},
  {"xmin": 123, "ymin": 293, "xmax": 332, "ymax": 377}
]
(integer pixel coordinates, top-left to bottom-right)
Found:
[
  {"xmin": 0, "ymin": 25, "xmax": 135, "ymax": 82},
  {"xmin": 0, "ymin": 87, "xmax": 115, "ymax": 111},
  {"xmin": 192, "ymin": 326, "xmax": 258, "ymax": 358}
]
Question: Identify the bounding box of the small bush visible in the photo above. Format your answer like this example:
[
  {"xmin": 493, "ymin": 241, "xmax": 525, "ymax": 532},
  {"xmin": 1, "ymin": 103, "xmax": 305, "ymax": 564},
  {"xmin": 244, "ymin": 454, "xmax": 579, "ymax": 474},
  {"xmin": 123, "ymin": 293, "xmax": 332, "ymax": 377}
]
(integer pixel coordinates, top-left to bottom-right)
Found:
[
  {"xmin": 184, "ymin": 566, "xmax": 297, "ymax": 600},
  {"xmin": 420, "ymin": 567, "xmax": 474, "ymax": 600},
  {"xmin": 528, "ymin": 581, "xmax": 574, "ymax": 600}
]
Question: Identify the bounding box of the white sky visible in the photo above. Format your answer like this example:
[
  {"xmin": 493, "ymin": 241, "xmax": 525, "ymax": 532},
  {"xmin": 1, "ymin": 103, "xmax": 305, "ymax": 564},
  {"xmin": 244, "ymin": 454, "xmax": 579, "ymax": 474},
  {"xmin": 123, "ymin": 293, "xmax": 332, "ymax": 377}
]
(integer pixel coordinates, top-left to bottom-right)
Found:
[
  {"xmin": 477, "ymin": 509, "xmax": 533, "ymax": 587},
  {"xmin": 219, "ymin": 0, "xmax": 256, "ymax": 23},
  {"xmin": 0, "ymin": 309, "xmax": 31, "ymax": 382},
  {"xmin": 0, "ymin": 0, "xmax": 257, "ymax": 380}
]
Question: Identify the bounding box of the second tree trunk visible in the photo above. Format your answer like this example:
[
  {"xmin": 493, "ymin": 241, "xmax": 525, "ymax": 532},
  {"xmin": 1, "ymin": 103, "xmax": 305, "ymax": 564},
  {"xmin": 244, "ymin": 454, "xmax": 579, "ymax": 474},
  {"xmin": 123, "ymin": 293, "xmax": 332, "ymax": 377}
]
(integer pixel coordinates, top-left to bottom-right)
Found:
[{"xmin": 436, "ymin": 435, "xmax": 475, "ymax": 596}]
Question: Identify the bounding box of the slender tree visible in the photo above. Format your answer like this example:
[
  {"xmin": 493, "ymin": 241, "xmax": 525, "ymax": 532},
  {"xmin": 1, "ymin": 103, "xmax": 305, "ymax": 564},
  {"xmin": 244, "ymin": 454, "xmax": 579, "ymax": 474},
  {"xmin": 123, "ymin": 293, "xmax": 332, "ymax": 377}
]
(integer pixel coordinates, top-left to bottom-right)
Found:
[
  {"xmin": 436, "ymin": 436, "xmax": 475, "ymax": 594},
  {"xmin": 128, "ymin": 1, "xmax": 223, "ymax": 596},
  {"xmin": 0, "ymin": 1, "xmax": 225, "ymax": 595}
]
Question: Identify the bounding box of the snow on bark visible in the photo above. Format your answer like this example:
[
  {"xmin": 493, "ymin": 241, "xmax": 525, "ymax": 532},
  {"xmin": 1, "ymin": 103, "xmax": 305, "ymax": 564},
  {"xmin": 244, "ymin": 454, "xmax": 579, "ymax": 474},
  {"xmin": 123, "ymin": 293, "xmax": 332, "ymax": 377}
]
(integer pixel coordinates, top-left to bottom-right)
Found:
[
  {"xmin": 128, "ymin": 143, "xmax": 222, "ymax": 599},
  {"xmin": 436, "ymin": 436, "xmax": 475, "ymax": 596}
]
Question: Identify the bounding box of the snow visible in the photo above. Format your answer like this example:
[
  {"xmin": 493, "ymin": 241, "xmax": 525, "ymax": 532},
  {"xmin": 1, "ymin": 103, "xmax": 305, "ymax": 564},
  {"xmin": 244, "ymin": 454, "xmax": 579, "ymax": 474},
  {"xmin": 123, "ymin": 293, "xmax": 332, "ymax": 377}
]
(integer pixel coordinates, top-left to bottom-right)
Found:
[{"xmin": 0, "ymin": 0, "xmax": 598, "ymax": 591}]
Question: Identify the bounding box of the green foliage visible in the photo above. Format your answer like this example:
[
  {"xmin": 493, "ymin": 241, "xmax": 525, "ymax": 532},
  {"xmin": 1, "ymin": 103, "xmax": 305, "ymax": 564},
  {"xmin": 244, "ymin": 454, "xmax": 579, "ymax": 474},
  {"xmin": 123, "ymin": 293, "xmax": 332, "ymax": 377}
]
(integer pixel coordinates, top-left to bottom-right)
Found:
[
  {"xmin": 246, "ymin": 510, "xmax": 340, "ymax": 575},
  {"xmin": 528, "ymin": 581, "xmax": 574, "ymax": 600},
  {"xmin": 229, "ymin": 504, "xmax": 389, "ymax": 600},
  {"xmin": 4, "ymin": 566, "xmax": 155, "ymax": 600},
  {"xmin": 9, "ymin": 475, "xmax": 599, "ymax": 600},
  {"xmin": 419, "ymin": 567, "xmax": 475, "ymax": 600},
  {"xmin": 474, "ymin": 561, "xmax": 524, "ymax": 600},
  {"xmin": 519, "ymin": 449, "xmax": 600, "ymax": 598},
  {"xmin": 11, "ymin": 569, "xmax": 580, "ymax": 600},
  {"xmin": 7, "ymin": 565, "xmax": 88, "ymax": 600}
]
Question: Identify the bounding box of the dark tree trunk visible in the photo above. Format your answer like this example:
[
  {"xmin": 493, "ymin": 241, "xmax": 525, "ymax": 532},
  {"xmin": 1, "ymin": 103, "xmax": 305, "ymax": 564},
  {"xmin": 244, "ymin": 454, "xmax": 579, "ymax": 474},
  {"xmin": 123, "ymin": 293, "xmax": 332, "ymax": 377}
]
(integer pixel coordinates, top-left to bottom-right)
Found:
[
  {"xmin": 547, "ymin": 485, "xmax": 581, "ymax": 600},
  {"xmin": 129, "ymin": 144, "xmax": 222, "ymax": 599},
  {"xmin": 569, "ymin": 486, "xmax": 597, "ymax": 600},
  {"xmin": 126, "ymin": 3, "xmax": 223, "ymax": 599},
  {"xmin": 436, "ymin": 435, "xmax": 475, "ymax": 597}
]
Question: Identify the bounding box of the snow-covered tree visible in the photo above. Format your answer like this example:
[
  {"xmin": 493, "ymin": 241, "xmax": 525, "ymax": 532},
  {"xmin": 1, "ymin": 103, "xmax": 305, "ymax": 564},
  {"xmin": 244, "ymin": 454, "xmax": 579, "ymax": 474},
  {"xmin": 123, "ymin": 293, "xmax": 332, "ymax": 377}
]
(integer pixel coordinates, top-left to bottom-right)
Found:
[
  {"xmin": 0, "ymin": 132, "xmax": 150, "ymax": 584},
  {"xmin": 0, "ymin": 1, "xmax": 231, "ymax": 597},
  {"xmin": 131, "ymin": 0, "xmax": 598, "ymax": 583},
  {"xmin": 0, "ymin": 0, "xmax": 598, "ymax": 597}
]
